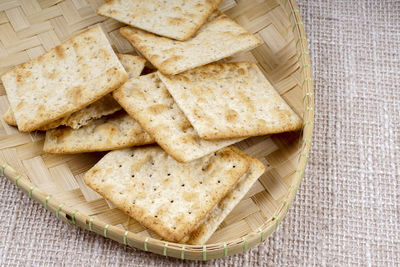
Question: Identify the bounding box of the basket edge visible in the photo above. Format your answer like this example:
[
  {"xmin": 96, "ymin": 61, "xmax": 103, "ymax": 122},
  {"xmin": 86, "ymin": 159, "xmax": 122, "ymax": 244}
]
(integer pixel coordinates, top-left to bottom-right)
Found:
[{"xmin": 0, "ymin": 0, "xmax": 314, "ymax": 261}]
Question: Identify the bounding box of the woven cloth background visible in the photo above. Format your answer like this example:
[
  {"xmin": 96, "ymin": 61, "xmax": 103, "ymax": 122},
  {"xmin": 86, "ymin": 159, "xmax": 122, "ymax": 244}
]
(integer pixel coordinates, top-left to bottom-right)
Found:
[{"xmin": 1, "ymin": 0, "xmax": 399, "ymax": 265}]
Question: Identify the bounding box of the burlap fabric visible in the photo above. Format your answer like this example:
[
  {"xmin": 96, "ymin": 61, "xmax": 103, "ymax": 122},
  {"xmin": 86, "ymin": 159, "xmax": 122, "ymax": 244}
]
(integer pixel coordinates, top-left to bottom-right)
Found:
[{"xmin": 1, "ymin": 0, "xmax": 399, "ymax": 265}]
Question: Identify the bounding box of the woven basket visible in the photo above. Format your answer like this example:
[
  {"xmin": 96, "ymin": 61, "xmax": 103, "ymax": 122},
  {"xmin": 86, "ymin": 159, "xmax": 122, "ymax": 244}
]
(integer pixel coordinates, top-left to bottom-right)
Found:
[{"xmin": 0, "ymin": 0, "xmax": 313, "ymax": 260}]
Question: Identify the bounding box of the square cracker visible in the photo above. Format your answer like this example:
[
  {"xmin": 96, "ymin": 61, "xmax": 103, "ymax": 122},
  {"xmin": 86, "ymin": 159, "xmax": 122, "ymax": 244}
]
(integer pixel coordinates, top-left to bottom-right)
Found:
[
  {"xmin": 3, "ymin": 54, "xmax": 145, "ymax": 130},
  {"xmin": 113, "ymin": 73, "xmax": 243, "ymax": 162},
  {"xmin": 84, "ymin": 145, "xmax": 250, "ymax": 242},
  {"xmin": 158, "ymin": 62, "xmax": 303, "ymax": 140},
  {"xmin": 43, "ymin": 111, "xmax": 154, "ymax": 154},
  {"xmin": 98, "ymin": 0, "xmax": 222, "ymax": 41},
  {"xmin": 1, "ymin": 26, "xmax": 128, "ymax": 132},
  {"xmin": 120, "ymin": 12, "xmax": 261, "ymax": 75},
  {"xmin": 185, "ymin": 147, "xmax": 265, "ymax": 244}
]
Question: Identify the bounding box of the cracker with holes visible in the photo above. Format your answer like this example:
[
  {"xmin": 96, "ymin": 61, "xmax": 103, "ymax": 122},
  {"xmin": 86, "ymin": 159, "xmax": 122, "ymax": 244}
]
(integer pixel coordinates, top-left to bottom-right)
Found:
[
  {"xmin": 98, "ymin": 0, "xmax": 223, "ymax": 41},
  {"xmin": 120, "ymin": 12, "xmax": 262, "ymax": 75},
  {"xmin": 43, "ymin": 111, "xmax": 154, "ymax": 154},
  {"xmin": 1, "ymin": 26, "xmax": 128, "ymax": 132},
  {"xmin": 3, "ymin": 54, "xmax": 145, "ymax": 131},
  {"xmin": 84, "ymin": 146, "xmax": 250, "ymax": 242},
  {"xmin": 113, "ymin": 73, "xmax": 243, "ymax": 162},
  {"xmin": 185, "ymin": 147, "xmax": 265, "ymax": 244},
  {"xmin": 158, "ymin": 62, "xmax": 303, "ymax": 140}
]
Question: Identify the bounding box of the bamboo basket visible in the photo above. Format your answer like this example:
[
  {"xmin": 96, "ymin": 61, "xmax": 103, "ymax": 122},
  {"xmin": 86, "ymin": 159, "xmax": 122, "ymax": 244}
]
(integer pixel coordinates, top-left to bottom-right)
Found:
[{"xmin": 0, "ymin": 0, "xmax": 313, "ymax": 260}]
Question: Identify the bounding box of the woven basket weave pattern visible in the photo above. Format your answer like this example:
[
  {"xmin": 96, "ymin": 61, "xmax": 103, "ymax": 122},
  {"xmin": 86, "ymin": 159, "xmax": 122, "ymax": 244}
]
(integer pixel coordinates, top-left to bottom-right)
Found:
[{"xmin": 0, "ymin": 0, "xmax": 313, "ymax": 260}]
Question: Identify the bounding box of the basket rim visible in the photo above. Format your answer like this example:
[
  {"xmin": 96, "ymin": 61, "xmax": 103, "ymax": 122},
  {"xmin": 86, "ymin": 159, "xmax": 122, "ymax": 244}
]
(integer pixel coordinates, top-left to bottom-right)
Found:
[{"xmin": 0, "ymin": 0, "xmax": 314, "ymax": 261}]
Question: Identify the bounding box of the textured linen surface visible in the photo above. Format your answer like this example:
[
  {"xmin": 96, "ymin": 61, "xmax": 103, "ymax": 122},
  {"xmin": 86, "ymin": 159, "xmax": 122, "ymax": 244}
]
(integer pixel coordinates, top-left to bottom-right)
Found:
[{"xmin": 1, "ymin": 0, "xmax": 399, "ymax": 266}]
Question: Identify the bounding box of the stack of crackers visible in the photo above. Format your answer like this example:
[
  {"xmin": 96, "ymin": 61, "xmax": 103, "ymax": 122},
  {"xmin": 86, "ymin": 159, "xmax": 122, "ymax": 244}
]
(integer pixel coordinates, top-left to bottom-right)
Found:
[{"xmin": 1, "ymin": 0, "xmax": 302, "ymax": 244}]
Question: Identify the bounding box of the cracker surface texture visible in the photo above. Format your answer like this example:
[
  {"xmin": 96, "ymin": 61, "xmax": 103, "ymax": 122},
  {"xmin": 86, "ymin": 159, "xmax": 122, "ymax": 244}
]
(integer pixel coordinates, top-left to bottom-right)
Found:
[
  {"xmin": 43, "ymin": 111, "xmax": 154, "ymax": 154},
  {"xmin": 186, "ymin": 148, "xmax": 265, "ymax": 244},
  {"xmin": 1, "ymin": 26, "xmax": 128, "ymax": 132},
  {"xmin": 84, "ymin": 146, "xmax": 249, "ymax": 242},
  {"xmin": 98, "ymin": 0, "xmax": 222, "ymax": 41},
  {"xmin": 120, "ymin": 12, "xmax": 261, "ymax": 75},
  {"xmin": 113, "ymin": 73, "xmax": 243, "ymax": 162},
  {"xmin": 159, "ymin": 62, "xmax": 303, "ymax": 139}
]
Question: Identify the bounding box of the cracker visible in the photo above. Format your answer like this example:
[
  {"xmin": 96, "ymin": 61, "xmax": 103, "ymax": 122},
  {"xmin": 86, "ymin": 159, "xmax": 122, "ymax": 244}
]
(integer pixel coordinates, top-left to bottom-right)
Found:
[
  {"xmin": 113, "ymin": 73, "xmax": 243, "ymax": 162},
  {"xmin": 117, "ymin": 54, "xmax": 147, "ymax": 79},
  {"xmin": 84, "ymin": 145, "xmax": 249, "ymax": 242},
  {"xmin": 120, "ymin": 12, "xmax": 261, "ymax": 75},
  {"xmin": 159, "ymin": 62, "xmax": 303, "ymax": 139},
  {"xmin": 6, "ymin": 94, "xmax": 122, "ymax": 131},
  {"xmin": 43, "ymin": 111, "xmax": 154, "ymax": 154},
  {"xmin": 98, "ymin": 0, "xmax": 222, "ymax": 41},
  {"xmin": 57, "ymin": 94, "xmax": 121, "ymax": 130},
  {"xmin": 4, "ymin": 54, "xmax": 145, "ymax": 131},
  {"xmin": 1, "ymin": 26, "xmax": 128, "ymax": 132},
  {"xmin": 3, "ymin": 108, "xmax": 16, "ymax": 126},
  {"xmin": 186, "ymin": 148, "xmax": 265, "ymax": 244}
]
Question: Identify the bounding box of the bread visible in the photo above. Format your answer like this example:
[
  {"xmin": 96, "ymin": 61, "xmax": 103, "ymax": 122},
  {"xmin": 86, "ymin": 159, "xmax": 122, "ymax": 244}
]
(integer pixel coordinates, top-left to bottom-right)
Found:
[
  {"xmin": 159, "ymin": 62, "xmax": 303, "ymax": 139},
  {"xmin": 84, "ymin": 145, "xmax": 250, "ymax": 242},
  {"xmin": 120, "ymin": 12, "xmax": 262, "ymax": 75},
  {"xmin": 1, "ymin": 26, "xmax": 128, "ymax": 132},
  {"xmin": 97, "ymin": 0, "xmax": 223, "ymax": 41},
  {"xmin": 186, "ymin": 148, "xmax": 265, "ymax": 244},
  {"xmin": 113, "ymin": 73, "xmax": 243, "ymax": 162},
  {"xmin": 43, "ymin": 111, "xmax": 154, "ymax": 154}
]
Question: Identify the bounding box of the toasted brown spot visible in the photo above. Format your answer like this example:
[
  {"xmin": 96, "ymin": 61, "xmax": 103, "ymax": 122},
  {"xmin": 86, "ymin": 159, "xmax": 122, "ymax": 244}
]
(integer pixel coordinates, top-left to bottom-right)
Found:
[
  {"xmin": 150, "ymin": 55, "xmax": 160, "ymax": 62},
  {"xmin": 179, "ymin": 120, "xmax": 192, "ymax": 132},
  {"xmin": 274, "ymin": 107, "xmax": 291, "ymax": 124},
  {"xmin": 135, "ymin": 191, "xmax": 146, "ymax": 199},
  {"xmin": 167, "ymin": 17, "xmax": 186, "ymax": 26},
  {"xmin": 201, "ymin": 159, "xmax": 215, "ymax": 173},
  {"xmin": 37, "ymin": 104, "xmax": 46, "ymax": 112},
  {"xmin": 238, "ymin": 68, "xmax": 246, "ymax": 75},
  {"xmin": 156, "ymin": 205, "xmax": 169, "ymax": 217},
  {"xmin": 238, "ymin": 91, "xmax": 255, "ymax": 112},
  {"xmin": 256, "ymin": 119, "xmax": 267, "ymax": 128},
  {"xmin": 16, "ymin": 101, "xmax": 25, "ymax": 111},
  {"xmin": 130, "ymin": 155, "xmax": 151, "ymax": 172},
  {"xmin": 193, "ymin": 108, "xmax": 202, "ymax": 119},
  {"xmin": 43, "ymin": 69, "xmax": 59, "ymax": 80},
  {"xmin": 162, "ymin": 56, "xmax": 184, "ymax": 68},
  {"xmin": 98, "ymin": 48, "xmax": 110, "ymax": 61},
  {"xmin": 95, "ymin": 123, "xmax": 120, "ymax": 138},
  {"xmin": 67, "ymin": 85, "xmax": 83, "ymax": 105},
  {"xmin": 225, "ymin": 109, "xmax": 238, "ymax": 122},
  {"xmin": 53, "ymin": 128, "xmax": 73, "ymax": 143},
  {"xmin": 163, "ymin": 178, "xmax": 171, "ymax": 185},
  {"xmin": 183, "ymin": 191, "xmax": 199, "ymax": 202},
  {"xmin": 181, "ymin": 134, "xmax": 199, "ymax": 145},
  {"xmin": 55, "ymin": 45, "xmax": 66, "ymax": 59},
  {"xmin": 147, "ymin": 104, "xmax": 168, "ymax": 115},
  {"xmin": 127, "ymin": 88, "xmax": 147, "ymax": 100},
  {"xmin": 90, "ymin": 168, "xmax": 99, "ymax": 175},
  {"xmin": 180, "ymin": 75, "xmax": 190, "ymax": 82},
  {"xmin": 15, "ymin": 70, "xmax": 32, "ymax": 85}
]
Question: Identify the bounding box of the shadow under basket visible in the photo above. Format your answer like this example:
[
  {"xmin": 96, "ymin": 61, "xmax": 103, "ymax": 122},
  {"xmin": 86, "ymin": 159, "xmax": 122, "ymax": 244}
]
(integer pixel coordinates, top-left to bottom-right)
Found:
[{"xmin": 0, "ymin": 0, "xmax": 314, "ymax": 260}]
